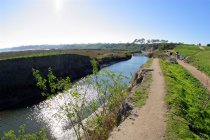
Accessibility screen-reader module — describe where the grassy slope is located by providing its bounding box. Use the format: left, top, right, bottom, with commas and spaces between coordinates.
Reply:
0, 42, 165, 61
0, 49, 131, 63
131, 59, 153, 107
160, 60, 210, 139
174, 45, 201, 56
0, 43, 144, 52
174, 45, 210, 76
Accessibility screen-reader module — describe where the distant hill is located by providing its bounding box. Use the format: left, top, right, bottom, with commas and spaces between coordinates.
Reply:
0, 43, 149, 53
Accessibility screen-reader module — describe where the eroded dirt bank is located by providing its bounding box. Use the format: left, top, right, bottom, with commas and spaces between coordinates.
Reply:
109, 59, 167, 140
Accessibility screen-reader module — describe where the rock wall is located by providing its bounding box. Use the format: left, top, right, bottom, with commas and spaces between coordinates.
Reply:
98, 54, 132, 68
0, 54, 92, 110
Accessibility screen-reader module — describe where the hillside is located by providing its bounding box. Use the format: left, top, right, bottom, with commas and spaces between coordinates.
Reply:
0, 43, 143, 53
174, 44, 210, 76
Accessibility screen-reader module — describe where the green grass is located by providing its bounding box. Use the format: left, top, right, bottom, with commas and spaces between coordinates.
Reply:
0, 52, 68, 60
0, 49, 131, 65
174, 45, 201, 56
0, 125, 48, 140
95, 52, 131, 63
160, 60, 210, 139
188, 51, 210, 77
132, 59, 153, 107
132, 72, 152, 107
174, 45, 210, 77
142, 58, 153, 68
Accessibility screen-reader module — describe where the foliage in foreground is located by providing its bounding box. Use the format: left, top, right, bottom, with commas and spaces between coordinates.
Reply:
160, 60, 210, 139
31, 59, 128, 140
0, 125, 48, 140
1, 59, 128, 140
32, 67, 71, 97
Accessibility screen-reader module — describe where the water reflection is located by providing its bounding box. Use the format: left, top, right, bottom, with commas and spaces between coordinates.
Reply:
0, 56, 148, 139
33, 77, 99, 139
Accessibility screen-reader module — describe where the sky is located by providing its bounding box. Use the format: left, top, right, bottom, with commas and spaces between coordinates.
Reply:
0, 0, 210, 48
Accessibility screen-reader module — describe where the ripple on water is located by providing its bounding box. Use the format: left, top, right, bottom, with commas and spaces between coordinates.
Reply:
0, 56, 148, 139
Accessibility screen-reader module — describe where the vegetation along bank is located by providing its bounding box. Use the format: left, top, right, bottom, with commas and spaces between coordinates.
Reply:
0, 51, 131, 111
160, 56, 210, 139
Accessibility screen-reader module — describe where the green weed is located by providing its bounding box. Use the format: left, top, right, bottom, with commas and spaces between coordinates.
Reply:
132, 59, 153, 107
1, 125, 48, 140
174, 45, 210, 77
160, 60, 210, 139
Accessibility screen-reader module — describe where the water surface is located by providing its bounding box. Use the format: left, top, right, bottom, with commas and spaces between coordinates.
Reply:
0, 55, 148, 139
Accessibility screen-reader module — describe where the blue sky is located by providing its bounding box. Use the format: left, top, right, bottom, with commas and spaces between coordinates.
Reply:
0, 0, 209, 48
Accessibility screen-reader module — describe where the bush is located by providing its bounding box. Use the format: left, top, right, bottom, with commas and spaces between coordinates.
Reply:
1, 125, 48, 140
159, 43, 176, 50
167, 58, 178, 64
32, 59, 128, 140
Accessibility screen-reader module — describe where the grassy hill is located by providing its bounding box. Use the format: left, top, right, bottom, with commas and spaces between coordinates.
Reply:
0, 49, 131, 62
161, 60, 210, 139
0, 43, 144, 52
174, 45, 210, 76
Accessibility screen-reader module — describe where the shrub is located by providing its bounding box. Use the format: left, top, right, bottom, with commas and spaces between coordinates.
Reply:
1, 125, 48, 140
32, 59, 128, 140
159, 43, 176, 50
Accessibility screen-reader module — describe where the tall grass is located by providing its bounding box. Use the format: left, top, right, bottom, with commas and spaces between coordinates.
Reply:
174, 45, 210, 76
160, 60, 210, 139
0, 125, 48, 140
174, 45, 201, 56
188, 51, 210, 77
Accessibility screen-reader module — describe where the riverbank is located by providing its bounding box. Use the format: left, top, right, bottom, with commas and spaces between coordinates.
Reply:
0, 55, 148, 139
108, 43, 210, 140
0, 51, 131, 111
109, 58, 167, 140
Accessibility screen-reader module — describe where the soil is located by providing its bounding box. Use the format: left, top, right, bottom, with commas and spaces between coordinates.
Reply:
109, 58, 167, 140
178, 60, 210, 91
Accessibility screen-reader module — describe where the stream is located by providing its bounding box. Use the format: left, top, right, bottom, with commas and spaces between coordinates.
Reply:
0, 55, 148, 139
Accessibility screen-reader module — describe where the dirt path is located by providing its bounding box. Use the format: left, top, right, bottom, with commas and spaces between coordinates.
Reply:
199, 46, 205, 50
178, 60, 210, 91
109, 58, 167, 140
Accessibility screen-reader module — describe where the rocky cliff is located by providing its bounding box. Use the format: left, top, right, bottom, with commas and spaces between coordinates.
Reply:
0, 54, 92, 110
